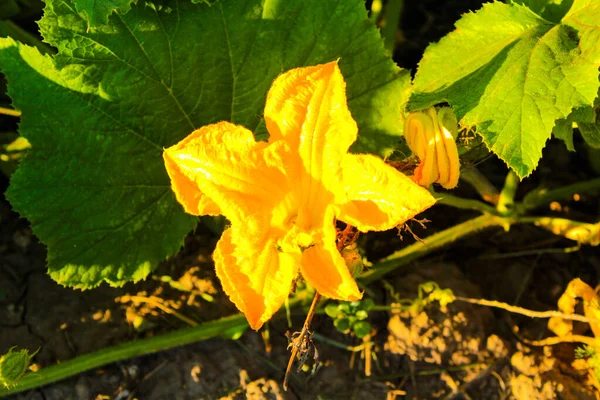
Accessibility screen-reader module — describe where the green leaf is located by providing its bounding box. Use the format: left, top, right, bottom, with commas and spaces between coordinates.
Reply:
325, 303, 341, 319
355, 309, 368, 320
509, 0, 574, 22
352, 321, 371, 338
580, 123, 600, 148
0, 0, 44, 19
334, 317, 351, 333
0, 1, 20, 19
0, 0, 408, 288
553, 105, 598, 149
338, 302, 351, 315
410, 1, 600, 178
361, 298, 375, 311
552, 118, 575, 151
73, 0, 136, 26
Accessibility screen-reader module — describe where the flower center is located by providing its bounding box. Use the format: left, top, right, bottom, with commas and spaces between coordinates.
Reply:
276, 209, 316, 254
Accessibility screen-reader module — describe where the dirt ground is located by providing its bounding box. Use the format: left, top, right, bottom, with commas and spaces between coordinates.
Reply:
2, 135, 600, 399
2, 0, 600, 399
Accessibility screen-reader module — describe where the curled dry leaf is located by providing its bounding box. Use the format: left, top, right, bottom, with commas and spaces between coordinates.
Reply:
534, 218, 600, 247
548, 278, 600, 339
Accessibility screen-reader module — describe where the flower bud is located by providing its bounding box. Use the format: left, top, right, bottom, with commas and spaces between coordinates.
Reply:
404, 107, 460, 189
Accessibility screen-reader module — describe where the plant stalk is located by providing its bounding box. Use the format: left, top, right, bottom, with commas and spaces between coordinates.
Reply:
521, 178, 600, 212
0, 314, 248, 398
360, 214, 510, 285
283, 292, 321, 391
433, 192, 501, 216
380, 0, 404, 53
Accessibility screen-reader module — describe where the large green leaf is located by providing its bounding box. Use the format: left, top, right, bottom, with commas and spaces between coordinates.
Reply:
73, 0, 135, 26
0, 0, 409, 288
409, 1, 600, 178
509, 0, 574, 22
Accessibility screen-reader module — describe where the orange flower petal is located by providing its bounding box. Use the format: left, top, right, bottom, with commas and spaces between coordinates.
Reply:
214, 228, 300, 330
163, 121, 291, 223
405, 108, 439, 187
336, 154, 436, 232
264, 61, 358, 229
435, 108, 460, 189
163, 154, 221, 216
300, 209, 361, 300
404, 107, 460, 189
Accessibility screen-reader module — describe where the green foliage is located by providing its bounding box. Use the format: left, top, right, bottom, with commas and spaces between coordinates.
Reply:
509, 0, 574, 22
0, 135, 30, 176
410, 0, 600, 178
73, 0, 136, 26
0, 0, 410, 288
575, 345, 600, 383
392, 281, 456, 316
0, 0, 43, 19
580, 123, 600, 148
0, 347, 35, 389
325, 298, 374, 338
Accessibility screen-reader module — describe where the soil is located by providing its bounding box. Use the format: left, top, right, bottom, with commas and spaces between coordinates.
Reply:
2, 137, 600, 400
2, 1, 600, 399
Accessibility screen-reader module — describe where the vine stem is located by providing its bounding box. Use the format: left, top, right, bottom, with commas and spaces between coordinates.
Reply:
0, 106, 21, 117
360, 214, 508, 285
282, 291, 321, 391
283, 224, 357, 390
5, 178, 599, 396
361, 176, 600, 285
453, 296, 595, 324
521, 178, 600, 212
0, 314, 248, 398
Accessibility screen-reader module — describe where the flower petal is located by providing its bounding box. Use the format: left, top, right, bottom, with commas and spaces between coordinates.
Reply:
264, 61, 357, 229
404, 107, 460, 189
214, 228, 300, 330
163, 121, 293, 223
435, 108, 460, 189
336, 154, 436, 232
163, 154, 221, 216
404, 108, 439, 187
300, 209, 361, 300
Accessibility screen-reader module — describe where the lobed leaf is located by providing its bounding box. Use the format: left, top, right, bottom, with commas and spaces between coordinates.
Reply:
73, 0, 136, 26
410, 0, 600, 178
0, 0, 409, 288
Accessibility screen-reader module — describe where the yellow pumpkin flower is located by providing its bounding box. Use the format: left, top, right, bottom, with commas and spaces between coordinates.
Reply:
404, 107, 460, 189
163, 61, 435, 330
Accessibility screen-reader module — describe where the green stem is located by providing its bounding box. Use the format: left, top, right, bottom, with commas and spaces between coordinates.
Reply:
1, 21, 55, 54
359, 214, 509, 285
433, 192, 501, 216
0, 314, 248, 398
0, 106, 21, 117
369, 0, 383, 22
360, 210, 599, 285
459, 167, 499, 205
380, 0, 404, 54
521, 178, 600, 212
497, 170, 519, 214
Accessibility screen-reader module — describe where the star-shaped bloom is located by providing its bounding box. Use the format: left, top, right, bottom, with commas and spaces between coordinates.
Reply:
404, 107, 460, 189
163, 61, 435, 330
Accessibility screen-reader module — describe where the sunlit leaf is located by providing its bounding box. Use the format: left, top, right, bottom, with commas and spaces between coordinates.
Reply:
410, 0, 600, 178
